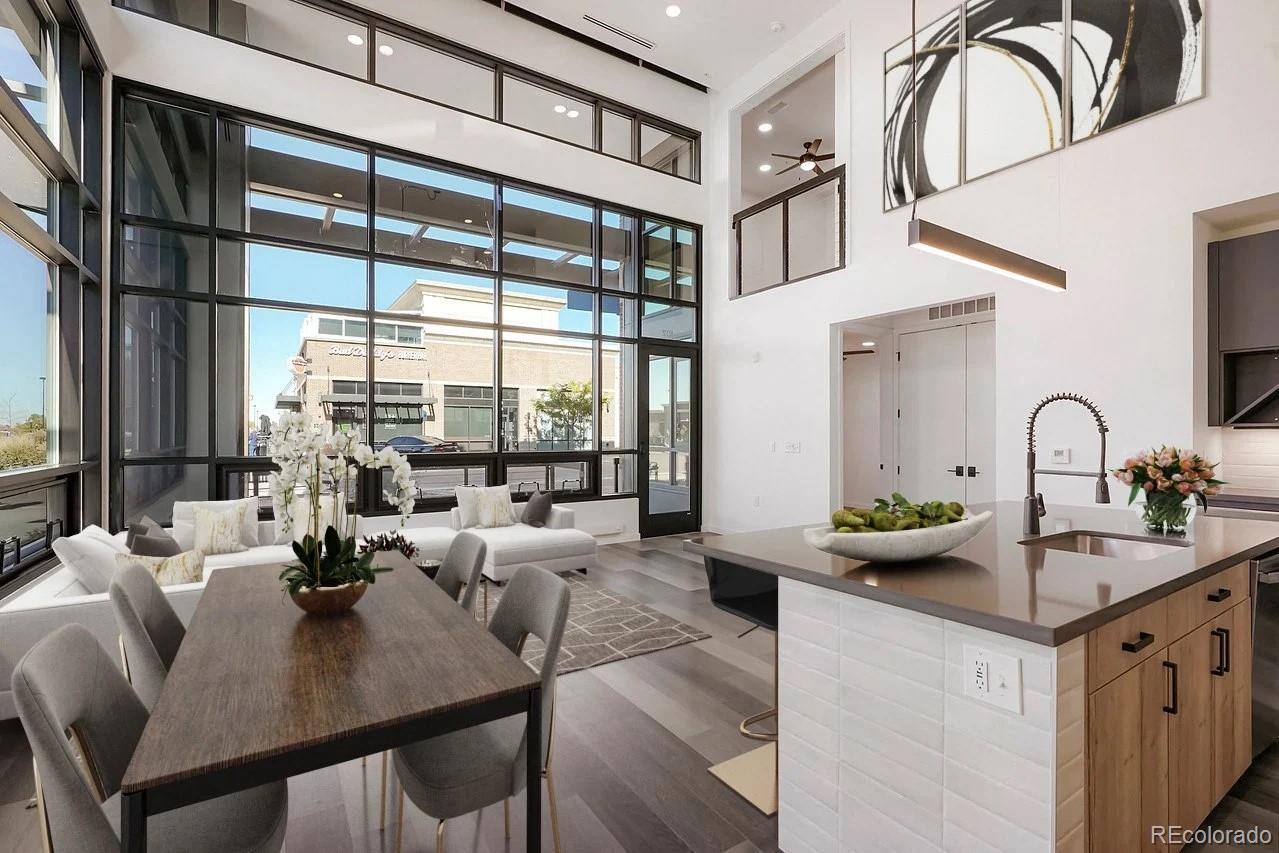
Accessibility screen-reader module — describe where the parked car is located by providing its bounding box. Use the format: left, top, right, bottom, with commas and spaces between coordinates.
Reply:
373, 435, 463, 453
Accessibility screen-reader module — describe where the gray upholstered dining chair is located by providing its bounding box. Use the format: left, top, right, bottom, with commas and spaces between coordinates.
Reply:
109, 562, 186, 711
390, 563, 570, 853
12, 623, 288, 853
433, 530, 487, 615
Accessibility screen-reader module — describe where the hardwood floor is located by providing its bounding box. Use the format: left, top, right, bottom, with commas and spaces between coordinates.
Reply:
0, 534, 781, 853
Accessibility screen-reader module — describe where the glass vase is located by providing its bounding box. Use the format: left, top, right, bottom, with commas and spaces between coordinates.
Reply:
1137, 491, 1196, 535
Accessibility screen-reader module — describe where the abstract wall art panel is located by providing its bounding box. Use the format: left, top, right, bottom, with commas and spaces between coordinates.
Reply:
965, 0, 1066, 180
883, 6, 962, 211
1070, 0, 1204, 142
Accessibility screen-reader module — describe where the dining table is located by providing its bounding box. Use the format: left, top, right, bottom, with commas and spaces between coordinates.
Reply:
118, 550, 541, 851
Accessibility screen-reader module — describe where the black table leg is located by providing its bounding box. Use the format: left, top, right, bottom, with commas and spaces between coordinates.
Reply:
527, 686, 542, 851
121, 790, 146, 852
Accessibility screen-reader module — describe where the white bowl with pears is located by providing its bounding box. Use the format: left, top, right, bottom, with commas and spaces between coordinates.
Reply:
804, 493, 993, 563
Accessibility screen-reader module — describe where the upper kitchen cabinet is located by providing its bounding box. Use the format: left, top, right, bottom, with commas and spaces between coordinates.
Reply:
1208, 229, 1279, 426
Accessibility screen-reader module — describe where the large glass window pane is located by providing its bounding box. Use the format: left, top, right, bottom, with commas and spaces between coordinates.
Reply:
640, 124, 696, 179
601, 209, 635, 292
504, 460, 591, 497
738, 205, 783, 294
117, 0, 210, 29
0, 481, 65, 581
121, 225, 209, 293
601, 453, 635, 496
601, 110, 632, 159
641, 301, 696, 342
646, 354, 691, 513
0, 227, 54, 471
375, 32, 494, 118
384, 463, 487, 503
216, 0, 368, 78
374, 157, 494, 267
501, 332, 593, 451
501, 76, 594, 148
218, 121, 368, 250
501, 281, 593, 334
122, 97, 211, 225
0, 122, 53, 231
122, 462, 207, 525
0, 0, 54, 139
373, 326, 495, 451
375, 261, 494, 324
600, 341, 635, 449
600, 294, 636, 338
216, 303, 370, 455
643, 220, 697, 301
786, 178, 842, 280
217, 240, 366, 309
122, 294, 208, 457
501, 188, 593, 286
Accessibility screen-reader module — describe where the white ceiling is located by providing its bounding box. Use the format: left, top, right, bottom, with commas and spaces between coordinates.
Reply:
508, 0, 844, 89
740, 57, 837, 199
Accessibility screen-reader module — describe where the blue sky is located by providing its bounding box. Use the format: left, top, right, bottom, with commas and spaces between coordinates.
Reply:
0, 229, 50, 426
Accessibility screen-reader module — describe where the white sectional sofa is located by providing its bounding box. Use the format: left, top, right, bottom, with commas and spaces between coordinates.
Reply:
447, 505, 596, 583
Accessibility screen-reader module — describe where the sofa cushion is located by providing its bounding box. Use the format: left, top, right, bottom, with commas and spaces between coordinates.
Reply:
202, 545, 300, 575
522, 490, 553, 528
193, 504, 249, 555
468, 524, 595, 566
130, 532, 182, 558
125, 515, 163, 550
50, 525, 129, 594
116, 550, 205, 587
172, 498, 260, 551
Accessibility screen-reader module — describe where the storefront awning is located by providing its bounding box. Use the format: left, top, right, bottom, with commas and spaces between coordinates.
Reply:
319, 394, 437, 424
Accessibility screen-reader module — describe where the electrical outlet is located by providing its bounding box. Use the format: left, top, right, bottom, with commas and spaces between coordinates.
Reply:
783, 441, 801, 454
963, 645, 1023, 714
752, 496, 760, 507
1051, 447, 1071, 465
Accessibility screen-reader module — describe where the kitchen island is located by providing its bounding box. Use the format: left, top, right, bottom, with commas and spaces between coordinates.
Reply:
685, 502, 1279, 853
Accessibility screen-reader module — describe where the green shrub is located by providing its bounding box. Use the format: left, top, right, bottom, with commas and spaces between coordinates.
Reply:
0, 431, 48, 470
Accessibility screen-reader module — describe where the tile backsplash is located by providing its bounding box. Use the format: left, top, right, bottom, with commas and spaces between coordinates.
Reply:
1219, 429, 1279, 496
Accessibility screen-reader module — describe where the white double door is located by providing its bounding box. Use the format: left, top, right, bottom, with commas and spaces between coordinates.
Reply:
896, 321, 995, 505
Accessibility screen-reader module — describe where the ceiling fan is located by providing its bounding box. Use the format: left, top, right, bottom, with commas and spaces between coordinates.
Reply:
772, 138, 835, 175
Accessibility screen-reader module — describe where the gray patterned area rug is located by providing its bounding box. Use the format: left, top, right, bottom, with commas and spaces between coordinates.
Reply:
481, 572, 710, 675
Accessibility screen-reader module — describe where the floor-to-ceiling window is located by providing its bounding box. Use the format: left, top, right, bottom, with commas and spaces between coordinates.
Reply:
111, 83, 700, 528
0, 0, 105, 592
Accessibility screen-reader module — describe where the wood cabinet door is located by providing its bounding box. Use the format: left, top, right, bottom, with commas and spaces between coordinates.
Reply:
1168, 622, 1216, 835
1090, 651, 1170, 853
1211, 599, 1253, 801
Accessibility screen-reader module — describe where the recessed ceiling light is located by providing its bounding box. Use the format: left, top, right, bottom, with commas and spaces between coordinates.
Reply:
758, 122, 773, 133
666, 4, 681, 17
566, 109, 580, 118
347, 33, 364, 46
861, 341, 876, 347
378, 44, 394, 56
758, 163, 772, 172
554, 104, 567, 114
332, 192, 343, 198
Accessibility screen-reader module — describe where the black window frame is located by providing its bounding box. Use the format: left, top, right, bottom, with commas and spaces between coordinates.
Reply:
110, 79, 699, 524
113, 0, 702, 183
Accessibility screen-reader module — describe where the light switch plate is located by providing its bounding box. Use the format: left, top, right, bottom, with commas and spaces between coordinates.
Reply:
963, 644, 1023, 714
1051, 447, 1071, 464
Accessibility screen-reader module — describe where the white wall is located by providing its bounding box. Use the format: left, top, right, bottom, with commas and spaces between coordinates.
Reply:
703, 0, 1279, 533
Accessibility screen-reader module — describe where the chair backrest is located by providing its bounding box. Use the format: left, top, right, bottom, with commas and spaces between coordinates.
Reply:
434, 531, 487, 613
12, 624, 149, 853
704, 557, 778, 630
109, 562, 187, 710
487, 564, 569, 767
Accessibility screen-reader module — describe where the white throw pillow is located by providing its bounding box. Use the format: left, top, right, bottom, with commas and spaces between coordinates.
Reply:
475, 485, 519, 529
455, 486, 482, 528
193, 504, 248, 555
171, 498, 259, 551
51, 525, 129, 594
116, 550, 205, 587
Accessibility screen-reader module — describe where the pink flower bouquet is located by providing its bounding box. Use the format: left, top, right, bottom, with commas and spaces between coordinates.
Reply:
1111, 447, 1224, 533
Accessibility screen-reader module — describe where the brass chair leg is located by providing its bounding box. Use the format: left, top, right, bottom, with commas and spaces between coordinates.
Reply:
483, 578, 489, 625
118, 635, 130, 682
32, 759, 52, 853
503, 798, 510, 839
546, 768, 563, 853
394, 787, 406, 853
435, 817, 446, 852
739, 707, 778, 742
379, 751, 388, 829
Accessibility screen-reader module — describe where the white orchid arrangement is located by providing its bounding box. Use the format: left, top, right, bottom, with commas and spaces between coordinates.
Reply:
267, 412, 416, 545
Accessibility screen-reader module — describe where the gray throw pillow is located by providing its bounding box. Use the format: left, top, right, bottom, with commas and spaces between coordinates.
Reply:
131, 531, 182, 558
125, 515, 162, 550
522, 490, 553, 528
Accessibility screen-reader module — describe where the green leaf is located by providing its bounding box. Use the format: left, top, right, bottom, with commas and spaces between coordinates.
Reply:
1128, 483, 1142, 506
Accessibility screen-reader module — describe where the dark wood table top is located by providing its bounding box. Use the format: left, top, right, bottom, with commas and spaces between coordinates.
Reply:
122, 552, 538, 793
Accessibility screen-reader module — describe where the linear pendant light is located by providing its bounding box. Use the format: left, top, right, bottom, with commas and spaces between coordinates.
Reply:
903, 0, 1066, 291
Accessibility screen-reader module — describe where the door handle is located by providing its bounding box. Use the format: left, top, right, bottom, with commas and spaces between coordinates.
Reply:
1121, 631, 1155, 653
1211, 627, 1230, 676
949, 465, 963, 477
966, 466, 979, 477
1206, 587, 1231, 603
1163, 660, 1178, 714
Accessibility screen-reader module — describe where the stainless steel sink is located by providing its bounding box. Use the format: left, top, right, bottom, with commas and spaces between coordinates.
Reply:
1020, 531, 1191, 560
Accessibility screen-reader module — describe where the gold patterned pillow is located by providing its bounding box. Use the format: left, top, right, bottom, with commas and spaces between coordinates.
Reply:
115, 550, 205, 587
193, 504, 248, 555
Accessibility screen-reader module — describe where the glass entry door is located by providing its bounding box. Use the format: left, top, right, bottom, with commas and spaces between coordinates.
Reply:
639, 345, 698, 537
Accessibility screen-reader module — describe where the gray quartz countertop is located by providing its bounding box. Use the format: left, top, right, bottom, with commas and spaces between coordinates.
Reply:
683, 501, 1279, 646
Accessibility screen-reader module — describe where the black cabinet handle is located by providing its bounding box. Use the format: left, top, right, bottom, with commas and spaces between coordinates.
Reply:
1211, 627, 1230, 676
1207, 587, 1232, 603
1122, 631, 1155, 653
1163, 660, 1178, 715
950, 465, 964, 476
967, 466, 979, 477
